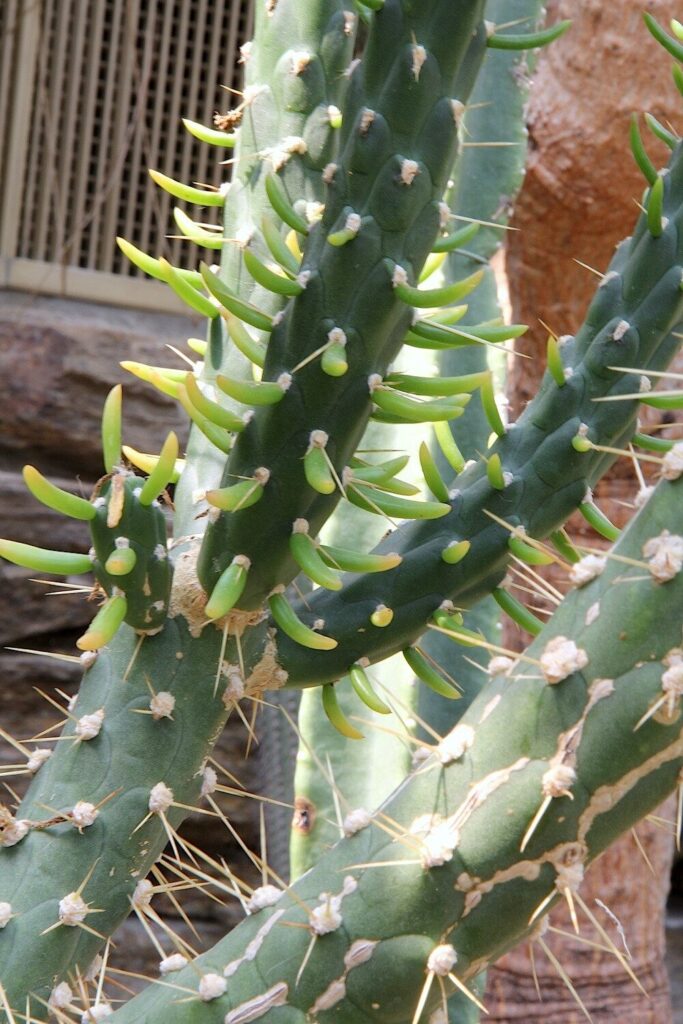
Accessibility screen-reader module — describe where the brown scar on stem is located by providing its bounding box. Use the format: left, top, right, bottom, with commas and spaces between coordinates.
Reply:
577, 726, 683, 844
291, 796, 316, 835
167, 544, 266, 639
545, 676, 615, 779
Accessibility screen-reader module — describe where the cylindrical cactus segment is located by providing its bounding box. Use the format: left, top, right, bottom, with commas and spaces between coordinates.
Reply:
88, 472, 172, 634
267, 127, 683, 685
196, 0, 490, 610
0, 615, 236, 1015
108, 476, 683, 1024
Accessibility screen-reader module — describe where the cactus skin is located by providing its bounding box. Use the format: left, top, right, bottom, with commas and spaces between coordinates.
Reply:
0, 0, 356, 1012
0, 618, 232, 1008
108, 475, 683, 1023
289, 0, 546, 901
196, 0, 489, 608
1, 6, 683, 1019
264, 128, 683, 683
171, 0, 357, 536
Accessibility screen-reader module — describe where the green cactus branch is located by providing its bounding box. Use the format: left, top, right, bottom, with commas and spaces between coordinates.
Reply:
106, 473, 683, 1024
0, 4, 682, 1020
262, 130, 683, 683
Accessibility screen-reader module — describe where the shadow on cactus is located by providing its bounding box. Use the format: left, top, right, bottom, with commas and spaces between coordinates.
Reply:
0, 2, 682, 1022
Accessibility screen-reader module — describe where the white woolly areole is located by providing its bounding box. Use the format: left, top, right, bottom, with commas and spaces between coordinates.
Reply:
309, 877, 357, 935
148, 781, 174, 814
305, 200, 325, 223
133, 879, 154, 910
429, 1009, 449, 1024
643, 530, 683, 582
612, 319, 630, 341
540, 636, 589, 684
27, 747, 52, 773
223, 672, 245, 705
662, 442, 683, 481
59, 892, 90, 926
359, 108, 375, 134
427, 944, 457, 976
437, 724, 474, 765
569, 554, 607, 587
267, 135, 307, 171
80, 650, 98, 669
451, 99, 465, 125
323, 162, 338, 184
49, 982, 74, 1009
0, 902, 12, 928
71, 801, 98, 829
343, 808, 372, 836
159, 953, 188, 975
309, 429, 328, 448
542, 764, 576, 798
555, 858, 584, 894
0, 818, 29, 847
199, 973, 228, 1001
290, 50, 311, 75
82, 1004, 113, 1022
639, 375, 652, 393
392, 264, 408, 287
310, 897, 343, 935
246, 885, 284, 912
150, 691, 175, 720
412, 814, 459, 868
345, 212, 361, 233
411, 43, 427, 80
662, 662, 683, 701
367, 373, 383, 393
400, 159, 420, 185
635, 485, 655, 509
438, 201, 450, 229
328, 326, 347, 347
488, 655, 514, 676
76, 708, 105, 741
201, 765, 218, 797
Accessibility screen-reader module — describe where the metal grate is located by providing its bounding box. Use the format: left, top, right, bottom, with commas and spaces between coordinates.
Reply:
0, 0, 252, 310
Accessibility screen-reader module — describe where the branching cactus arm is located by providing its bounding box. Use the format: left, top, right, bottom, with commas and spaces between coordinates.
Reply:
109, 473, 683, 1024
0, 5, 681, 1021
269, 119, 683, 682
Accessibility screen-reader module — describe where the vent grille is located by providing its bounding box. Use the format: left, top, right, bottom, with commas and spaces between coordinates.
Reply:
1, 0, 252, 309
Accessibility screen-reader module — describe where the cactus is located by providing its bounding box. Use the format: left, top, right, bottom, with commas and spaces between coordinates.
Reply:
86, 474, 683, 1023
0, 2, 682, 1021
